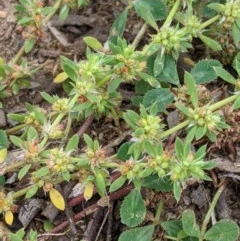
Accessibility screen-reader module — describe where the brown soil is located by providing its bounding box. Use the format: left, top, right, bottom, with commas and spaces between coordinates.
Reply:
0, 1, 240, 241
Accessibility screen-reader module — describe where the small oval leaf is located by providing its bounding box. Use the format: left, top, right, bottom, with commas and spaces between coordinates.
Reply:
83, 37, 103, 51
5, 210, 14, 225
0, 148, 7, 163
84, 181, 94, 201
49, 188, 65, 211
53, 72, 68, 83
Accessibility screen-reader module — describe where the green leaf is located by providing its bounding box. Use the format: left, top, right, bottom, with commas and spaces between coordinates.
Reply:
123, 110, 140, 129
10, 135, 23, 148
25, 185, 39, 198
206, 131, 217, 142
233, 52, 240, 76
62, 171, 71, 182
195, 126, 206, 140
0, 175, 5, 186
120, 189, 146, 227
18, 17, 33, 25
18, 164, 31, 180
204, 220, 239, 241
191, 59, 222, 84
131, 96, 144, 107
66, 134, 79, 152
184, 72, 198, 107
27, 126, 38, 141
24, 37, 35, 53
173, 182, 181, 202
199, 35, 222, 51
0, 130, 7, 149
35, 166, 50, 178
109, 176, 126, 192
134, 2, 159, 31
207, 3, 224, 13
118, 225, 154, 241
10, 228, 25, 241
232, 22, 240, 46
157, 55, 179, 85
109, 8, 128, 39
40, 92, 55, 104
144, 42, 161, 56
83, 37, 103, 51
153, 51, 165, 77
108, 78, 122, 93
7, 113, 25, 123
138, 72, 160, 88
213, 66, 236, 85
29, 230, 38, 240
182, 210, 200, 238
11, 82, 19, 95
95, 171, 106, 197
43, 220, 54, 232
142, 175, 173, 192
135, 79, 153, 95
83, 134, 94, 149
175, 137, 184, 159
134, 0, 167, 21
117, 142, 132, 161
143, 88, 174, 112
194, 145, 207, 161
161, 220, 182, 237
59, 4, 69, 22
176, 103, 192, 118
233, 97, 240, 110
202, 161, 217, 170
60, 55, 78, 81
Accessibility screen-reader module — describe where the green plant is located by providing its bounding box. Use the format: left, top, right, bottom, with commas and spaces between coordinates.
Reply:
0, 0, 239, 240
10, 228, 38, 241
161, 180, 239, 241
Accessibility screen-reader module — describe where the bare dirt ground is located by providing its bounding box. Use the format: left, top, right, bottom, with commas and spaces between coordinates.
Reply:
1, 1, 240, 241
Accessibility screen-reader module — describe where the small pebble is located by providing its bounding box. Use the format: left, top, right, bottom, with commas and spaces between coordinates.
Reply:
0, 11, 7, 18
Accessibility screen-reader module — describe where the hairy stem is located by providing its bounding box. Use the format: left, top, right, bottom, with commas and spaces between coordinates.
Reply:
162, 0, 181, 27
199, 179, 228, 240
199, 15, 221, 30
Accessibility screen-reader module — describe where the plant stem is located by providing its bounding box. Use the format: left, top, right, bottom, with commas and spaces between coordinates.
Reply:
199, 15, 221, 30
199, 179, 228, 240
162, 0, 181, 27
159, 120, 190, 140
6, 123, 27, 134
51, 112, 65, 128
209, 94, 238, 112
12, 184, 36, 199
12, 46, 25, 65
3, 159, 27, 174
153, 199, 164, 226
132, 23, 149, 49
43, 0, 63, 24
158, 94, 237, 140
65, 114, 72, 138
12, 0, 63, 65
40, 135, 49, 148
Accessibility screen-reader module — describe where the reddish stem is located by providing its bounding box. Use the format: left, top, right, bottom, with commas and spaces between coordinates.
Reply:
47, 184, 134, 235
77, 114, 95, 137
68, 172, 121, 207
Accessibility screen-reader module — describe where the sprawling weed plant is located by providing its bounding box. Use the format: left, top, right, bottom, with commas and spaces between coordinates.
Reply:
0, 0, 240, 240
